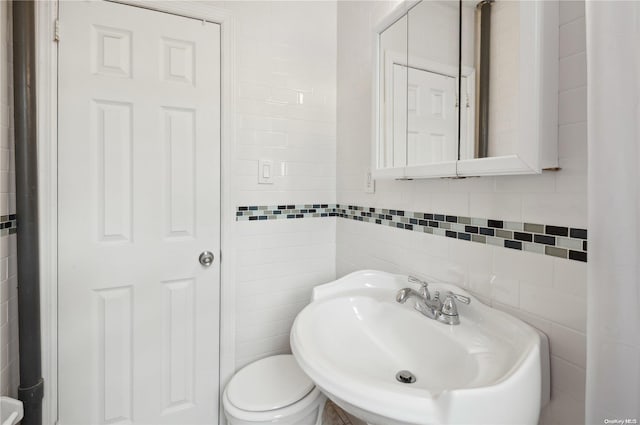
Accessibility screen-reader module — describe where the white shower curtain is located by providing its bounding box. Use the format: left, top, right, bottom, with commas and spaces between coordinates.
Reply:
585, 1, 640, 424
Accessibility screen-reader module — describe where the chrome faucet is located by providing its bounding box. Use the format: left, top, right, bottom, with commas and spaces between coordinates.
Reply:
396, 276, 471, 325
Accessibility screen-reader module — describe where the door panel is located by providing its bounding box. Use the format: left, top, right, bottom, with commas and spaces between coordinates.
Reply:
58, 2, 221, 424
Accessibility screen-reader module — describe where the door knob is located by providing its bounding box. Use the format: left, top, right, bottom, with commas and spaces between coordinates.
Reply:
199, 251, 214, 267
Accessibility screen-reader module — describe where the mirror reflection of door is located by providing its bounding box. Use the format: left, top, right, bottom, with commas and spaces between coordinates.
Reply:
407, 0, 461, 167
377, 0, 463, 170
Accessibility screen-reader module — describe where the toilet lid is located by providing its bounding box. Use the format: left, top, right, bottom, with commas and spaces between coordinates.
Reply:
227, 355, 315, 412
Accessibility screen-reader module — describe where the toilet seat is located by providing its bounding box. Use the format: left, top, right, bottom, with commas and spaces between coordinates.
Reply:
223, 385, 323, 422
223, 354, 325, 423
226, 355, 315, 411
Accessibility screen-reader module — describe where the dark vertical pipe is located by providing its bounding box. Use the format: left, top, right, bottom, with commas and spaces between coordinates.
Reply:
477, 0, 492, 158
12, 1, 44, 425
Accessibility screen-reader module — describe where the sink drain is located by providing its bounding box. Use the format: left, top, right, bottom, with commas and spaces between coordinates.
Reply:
395, 370, 416, 384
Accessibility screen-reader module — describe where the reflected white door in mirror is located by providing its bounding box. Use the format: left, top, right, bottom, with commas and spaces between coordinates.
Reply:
373, 0, 559, 179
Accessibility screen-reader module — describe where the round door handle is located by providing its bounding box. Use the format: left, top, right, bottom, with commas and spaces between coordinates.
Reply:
199, 251, 214, 267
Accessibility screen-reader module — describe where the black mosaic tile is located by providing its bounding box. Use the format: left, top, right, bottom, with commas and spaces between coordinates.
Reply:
8, 214, 16, 220
583, 241, 587, 251
249, 216, 258, 221
504, 240, 522, 250
514, 232, 533, 242
375, 219, 382, 224
546, 225, 569, 237
424, 213, 433, 220
419, 220, 428, 226
429, 221, 439, 228
239, 206, 248, 211
397, 210, 405, 217
434, 214, 445, 221
446, 215, 457, 223
409, 218, 418, 225
479, 227, 494, 236
249, 206, 258, 211
236, 212, 243, 216
465, 226, 479, 234
570, 228, 588, 239
458, 233, 471, 241
488, 219, 504, 228
534, 234, 556, 245
445, 230, 457, 238
404, 224, 413, 230
569, 250, 587, 262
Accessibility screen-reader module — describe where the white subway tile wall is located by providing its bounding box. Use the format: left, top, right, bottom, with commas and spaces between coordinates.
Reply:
235, 218, 336, 369
224, 1, 337, 369
336, 1, 587, 424
0, 0, 18, 398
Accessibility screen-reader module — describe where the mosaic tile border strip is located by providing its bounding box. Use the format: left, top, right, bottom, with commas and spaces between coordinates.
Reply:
0, 214, 17, 236
236, 204, 337, 221
237, 204, 588, 263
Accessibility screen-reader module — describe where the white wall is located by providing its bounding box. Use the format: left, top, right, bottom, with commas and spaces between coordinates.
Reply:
221, 1, 337, 369
336, 1, 587, 423
0, 0, 18, 398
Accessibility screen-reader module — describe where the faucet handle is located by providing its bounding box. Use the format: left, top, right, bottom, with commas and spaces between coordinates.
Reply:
408, 276, 431, 300
446, 291, 471, 305
441, 291, 471, 316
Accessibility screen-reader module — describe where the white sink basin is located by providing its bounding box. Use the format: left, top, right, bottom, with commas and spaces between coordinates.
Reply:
291, 270, 549, 425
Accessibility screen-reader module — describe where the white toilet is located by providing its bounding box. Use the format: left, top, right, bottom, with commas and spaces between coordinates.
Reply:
223, 354, 326, 425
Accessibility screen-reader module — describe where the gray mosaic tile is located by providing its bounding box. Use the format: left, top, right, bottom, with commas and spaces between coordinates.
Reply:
471, 217, 488, 227
496, 229, 513, 239
451, 223, 466, 232
432, 228, 446, 237
545, 246, 568, 259
556, 237, 583, 251
523, 242, 544, 254
504, 221, 523, 231
458, 216, 471, 225
524, 223, 545, 234
486, 236, 504, 247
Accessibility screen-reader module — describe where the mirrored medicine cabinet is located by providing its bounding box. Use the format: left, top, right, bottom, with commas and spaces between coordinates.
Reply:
373, 0, 559, 179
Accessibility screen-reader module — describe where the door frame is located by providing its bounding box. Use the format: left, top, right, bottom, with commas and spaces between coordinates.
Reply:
35, 1, 237, 424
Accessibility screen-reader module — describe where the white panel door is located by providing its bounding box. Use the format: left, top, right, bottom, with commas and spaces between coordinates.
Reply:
404, 66, 457, 165
58, 2, 221, 424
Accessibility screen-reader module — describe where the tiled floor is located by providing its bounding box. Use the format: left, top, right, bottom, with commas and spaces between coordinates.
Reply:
323, 400, 367, 425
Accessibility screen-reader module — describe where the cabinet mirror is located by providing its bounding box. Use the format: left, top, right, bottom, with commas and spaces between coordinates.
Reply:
373, 0, 559, 179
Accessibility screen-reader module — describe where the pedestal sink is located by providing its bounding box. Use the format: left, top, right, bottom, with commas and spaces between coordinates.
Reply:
290, 270, 549, 425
